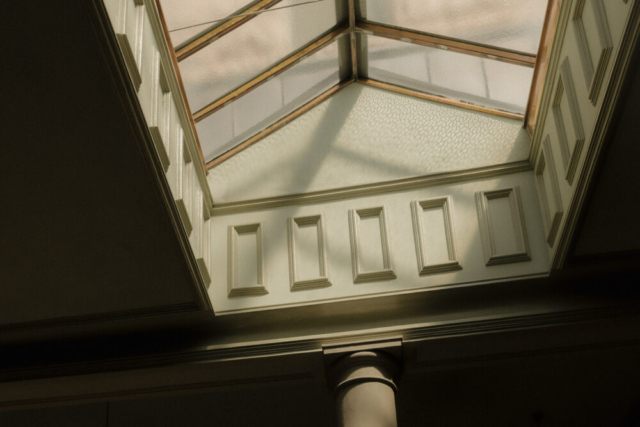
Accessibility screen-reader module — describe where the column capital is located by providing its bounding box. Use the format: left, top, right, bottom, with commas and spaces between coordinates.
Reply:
323, 338, 402, 393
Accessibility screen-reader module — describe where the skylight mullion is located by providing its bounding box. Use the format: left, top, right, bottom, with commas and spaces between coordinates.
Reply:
176, 0, 283, 61
348, 0, 358, 80
356, 22, 537, 69
193, 25, 349, 123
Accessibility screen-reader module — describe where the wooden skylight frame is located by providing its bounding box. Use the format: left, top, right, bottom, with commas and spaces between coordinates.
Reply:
158, 0, 560, 169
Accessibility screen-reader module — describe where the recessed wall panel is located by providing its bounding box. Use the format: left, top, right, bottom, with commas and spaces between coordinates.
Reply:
228, 223, 267, 297
535, 136, 564, 247
573, 0, 613, 104
552, 59, 585, 185
348, 206, 396, 283
288, 215, 330, 290
411, 197, 461, 275
476, 187, 531, 265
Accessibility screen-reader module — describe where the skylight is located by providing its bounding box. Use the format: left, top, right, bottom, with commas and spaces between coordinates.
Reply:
159, 0, 555, 167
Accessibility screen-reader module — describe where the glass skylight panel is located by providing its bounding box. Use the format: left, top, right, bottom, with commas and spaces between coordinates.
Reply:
160, 0, 256, 48
357, 0, 548, 54
180, 0, 341, 114
362, 34, 534, 114
197, 38, 346, 161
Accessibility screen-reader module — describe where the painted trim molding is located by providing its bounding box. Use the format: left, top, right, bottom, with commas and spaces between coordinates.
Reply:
287, 215, 331, 291
211, 161, 532, 215
227, 223, 268, 297
149, 53, 171, 171
348, 206, 396, 283
410, 197, 462, 275
172, 130, 192, 236
475, 186, 531, 266
573, 0, 613, 105
195, 191, 212, 289
535, 136, 564, 247
552, 58, 585, 185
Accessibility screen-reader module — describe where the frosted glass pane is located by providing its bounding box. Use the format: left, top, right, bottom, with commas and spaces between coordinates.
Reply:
197, 39, 343, 161
359, 0, 548, 54
181, 0, 340, 113
160, 0, 254, 48
363, 34, 533, 114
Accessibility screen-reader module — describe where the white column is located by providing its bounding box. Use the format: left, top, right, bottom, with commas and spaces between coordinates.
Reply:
329, 350, 400, 427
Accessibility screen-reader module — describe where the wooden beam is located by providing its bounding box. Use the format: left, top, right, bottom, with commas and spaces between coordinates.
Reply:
359, 78, 524, 121
176, 0, 282, 62
348, 0, 358, 79
155, 0, 206, 168
194, 25, 349, 122
525, 0, 562, 135
207, 80, 353, 169
356, 22, 537, 68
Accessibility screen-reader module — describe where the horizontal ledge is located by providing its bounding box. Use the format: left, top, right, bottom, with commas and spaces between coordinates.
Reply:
211, 161, 533, 215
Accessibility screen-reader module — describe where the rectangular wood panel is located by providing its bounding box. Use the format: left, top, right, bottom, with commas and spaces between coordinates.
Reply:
288, 215, 331, 290
535, 136, 564, 247
227, 223, 267, 297
573, 0, 613, 104
149, 54, 171, 171
552, 58, 585, 185
114, 0, 143, 90
411, 197, 462, 275
348, 206, 396, 283
476, 187, 531, 266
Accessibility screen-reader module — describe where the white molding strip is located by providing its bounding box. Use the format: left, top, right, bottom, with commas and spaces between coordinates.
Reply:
348, 206, 396, 283
535, 136, 565, 247
552, 58, 585, 185
410, 197, 462, 275
476, 187, 532, 266
212, 161, 532, 215
227, 223, 268, 297
287, 215, 331, 291
573, 0, 613, 105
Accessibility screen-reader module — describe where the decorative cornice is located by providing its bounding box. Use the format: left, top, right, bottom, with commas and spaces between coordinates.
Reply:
2, 303, 640, 385
212, 161, 532, 215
